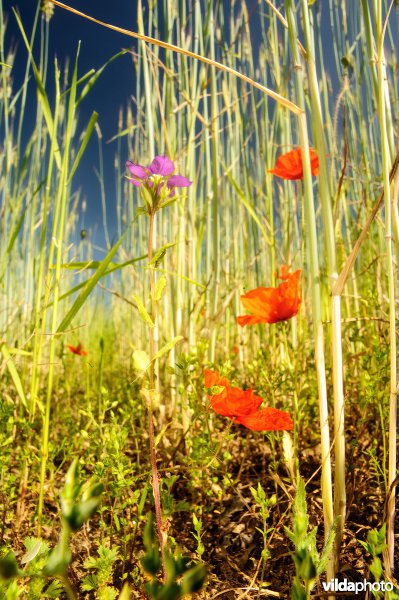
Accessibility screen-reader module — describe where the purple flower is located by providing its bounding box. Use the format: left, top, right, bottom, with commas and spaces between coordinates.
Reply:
126, 155, 191, 197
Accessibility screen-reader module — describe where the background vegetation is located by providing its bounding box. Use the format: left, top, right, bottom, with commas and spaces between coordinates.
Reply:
0, 0, 398, 597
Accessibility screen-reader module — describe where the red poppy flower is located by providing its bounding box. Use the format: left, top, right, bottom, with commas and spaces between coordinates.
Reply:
237, 269, 301, 326
204, 370, 260, 417
236, 407, 293, 431
210, 386, 263, 418
204, 368, 228, 388
204, 371, 292, 432
66, 343, 88, 356
268, 148, 319, 180
274, 264, 291, 281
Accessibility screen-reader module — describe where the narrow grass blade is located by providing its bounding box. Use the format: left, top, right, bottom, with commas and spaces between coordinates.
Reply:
1, 344, 28, 410
68, 111, 98, 182
56, 228, 130, 333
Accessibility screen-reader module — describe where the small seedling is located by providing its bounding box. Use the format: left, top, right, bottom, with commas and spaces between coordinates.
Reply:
141, 513, 206, 599
285, 479, 335, 600
0, 459, 103, 599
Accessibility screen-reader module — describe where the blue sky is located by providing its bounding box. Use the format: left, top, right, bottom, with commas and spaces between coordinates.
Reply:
7, 1, 139, 250
6, 0, 338, 252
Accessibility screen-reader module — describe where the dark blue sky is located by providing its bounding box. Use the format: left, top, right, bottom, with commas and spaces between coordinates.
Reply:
6, 0, 337, 252
7, 1, 140, 250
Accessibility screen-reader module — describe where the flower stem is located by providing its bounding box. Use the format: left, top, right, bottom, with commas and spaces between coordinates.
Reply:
59, 575, 78, 600
147, 211, 166, 575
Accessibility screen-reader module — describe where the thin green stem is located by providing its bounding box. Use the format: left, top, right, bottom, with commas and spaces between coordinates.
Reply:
38, 46, 80, 533
147, 211, 165, 576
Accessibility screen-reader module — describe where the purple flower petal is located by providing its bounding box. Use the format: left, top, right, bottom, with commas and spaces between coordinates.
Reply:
168, 174, 192, 188
149, 155, 175, 176
127, 178, 142, 187
126, 160, 147, 179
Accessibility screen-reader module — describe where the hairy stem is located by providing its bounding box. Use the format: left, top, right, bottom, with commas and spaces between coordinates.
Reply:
147, 211, 165, 576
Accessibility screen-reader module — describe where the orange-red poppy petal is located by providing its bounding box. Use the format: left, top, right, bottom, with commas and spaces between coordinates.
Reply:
236, 314, 264, 326
268, 147, 319, 180
240, 287, 277, 322
236, 407, 293, 431
209, 386, 263, 418
204, 368, 221, 388
237, 270, 301, 326
275, 264, 291, 281
67, 343, 88, 356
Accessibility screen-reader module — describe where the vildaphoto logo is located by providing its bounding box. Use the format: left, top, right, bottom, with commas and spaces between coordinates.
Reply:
322, 579, 394, 594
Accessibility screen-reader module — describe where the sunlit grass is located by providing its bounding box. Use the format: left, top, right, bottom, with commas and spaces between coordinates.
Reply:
0, 0, 398, 597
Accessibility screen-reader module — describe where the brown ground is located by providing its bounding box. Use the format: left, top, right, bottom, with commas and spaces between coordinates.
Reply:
3, 407, 399, 599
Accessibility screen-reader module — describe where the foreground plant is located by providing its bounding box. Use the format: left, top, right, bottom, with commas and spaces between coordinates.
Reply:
285, 479, 335, 600
251, 484, 276, 591
359, 525, 399, 599
0, 460, 103, 599
126, 154, 191, 574
141, 514, 206, 600
204, 369, 293, 431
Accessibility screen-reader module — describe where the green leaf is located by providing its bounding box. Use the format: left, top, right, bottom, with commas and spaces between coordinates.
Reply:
72, 497, 102, 530
108, 124, 138, 144
118, 583, 131, 600
149, 242, 178, 267
44, 580, 64, 598
82, 574, 98, 592
132, 295, 154, 328
1, 344, 28, 410
56, 255, 147, 271
77, 50, 128, 106
294, 550, 316, 581
44, 544, 72, 576
153, 337, 184, 362
68, 111, 98, 182
223, 163, 270, 244
98, 587, 118, 600
0, 204, 28, 283
12, 9, 61, 170
136, 206, 148, 217
56, 226, 130, 333
159, 196, 177, 210
132, 350, 150, 373
140, 185, 153, 208
154, 422, 172, 447
21, 538, 49, 564
141, 550, 161, 578
180, 564, 207, 594
62, 459, 80, 501
154, 275, 167, 301
291, 580, 307, 600
155, 267, 206, 290
0, 553, 22, 580
370, 556, 383, 581
316, 520, 336, 576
